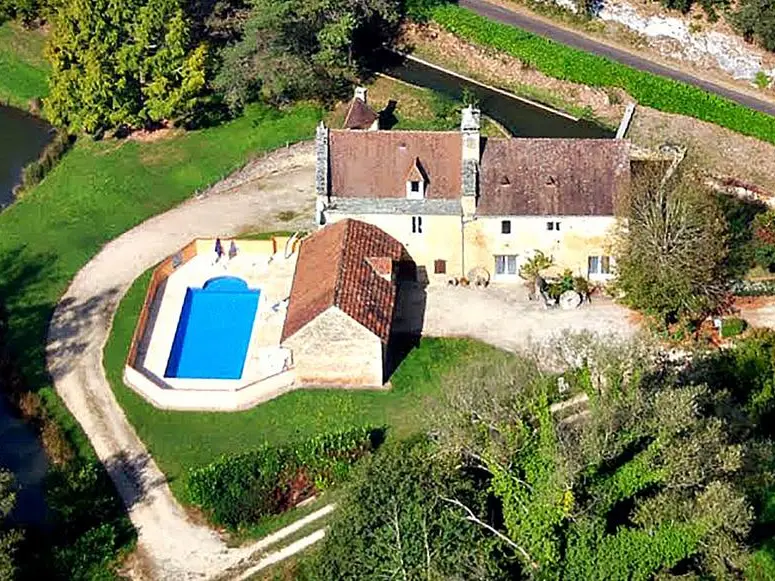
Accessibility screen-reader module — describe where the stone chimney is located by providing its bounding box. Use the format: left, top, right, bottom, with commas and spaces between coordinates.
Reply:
315, 120, 329, 201
354, 86, 368, 103
460, 105, 481, 217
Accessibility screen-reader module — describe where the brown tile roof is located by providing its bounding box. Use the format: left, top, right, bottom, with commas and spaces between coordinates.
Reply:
478, 138, 630, 216
343, 98, 379, 130
328, 130, 462, 199
281, 219, 406, 343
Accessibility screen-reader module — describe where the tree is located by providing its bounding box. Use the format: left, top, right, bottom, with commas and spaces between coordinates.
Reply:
752, 210, 775, 272
44, 0, 209, 133
0, 469, 21, 580
305, 438, 513, 580
733, 0, 775, 53
435, 334, 763, 579
213, 0, 402, 110
614, 165, 729, 328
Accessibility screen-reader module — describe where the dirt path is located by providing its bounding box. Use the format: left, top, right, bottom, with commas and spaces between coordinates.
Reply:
46, 143, 317, 581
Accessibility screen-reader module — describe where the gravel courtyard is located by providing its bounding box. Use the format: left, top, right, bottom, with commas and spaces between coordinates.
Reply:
395, 282, 640, 352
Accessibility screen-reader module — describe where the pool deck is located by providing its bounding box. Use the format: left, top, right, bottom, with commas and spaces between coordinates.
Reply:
126, 241, 301, 410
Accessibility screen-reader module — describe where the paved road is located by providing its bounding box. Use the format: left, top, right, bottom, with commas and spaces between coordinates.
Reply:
460, 0, 775, 118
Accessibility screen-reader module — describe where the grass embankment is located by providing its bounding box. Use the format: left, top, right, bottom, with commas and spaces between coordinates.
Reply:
0, 102, 321, 576
105, 268, 506, 501
428, 3, 775, 145
0, 22, 48, 109
326, 74, 506, 135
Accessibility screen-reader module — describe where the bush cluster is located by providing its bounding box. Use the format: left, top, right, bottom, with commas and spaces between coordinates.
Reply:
186, 427, 381, 528
19, 131, 72, 192
429, 4, 775, 146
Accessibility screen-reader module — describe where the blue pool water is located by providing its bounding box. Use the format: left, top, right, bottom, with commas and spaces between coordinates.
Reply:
164, 276, 261, 379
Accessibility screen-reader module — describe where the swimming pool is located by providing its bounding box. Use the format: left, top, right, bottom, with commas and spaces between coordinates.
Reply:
165, 276, 260, 379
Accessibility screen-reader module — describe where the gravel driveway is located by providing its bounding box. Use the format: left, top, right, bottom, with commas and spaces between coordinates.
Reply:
46, 143, 317, 581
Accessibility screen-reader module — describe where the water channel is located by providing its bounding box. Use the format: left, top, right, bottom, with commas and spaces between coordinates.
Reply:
0, 104, 54, 208
383, 53, 613, 139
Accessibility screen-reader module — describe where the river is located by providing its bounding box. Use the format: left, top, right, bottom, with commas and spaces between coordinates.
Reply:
0, 105, 51, 528
0, 105, 54, 208
383, 54, 613, 138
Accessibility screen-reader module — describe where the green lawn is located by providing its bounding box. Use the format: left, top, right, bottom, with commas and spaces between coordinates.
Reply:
105, 268, 507, 500
0, 21, 48, 109
0, 102, 320, 576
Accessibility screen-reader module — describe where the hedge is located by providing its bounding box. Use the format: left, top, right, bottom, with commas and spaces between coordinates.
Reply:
186, 426, 382, 528
429, 4, 775, 145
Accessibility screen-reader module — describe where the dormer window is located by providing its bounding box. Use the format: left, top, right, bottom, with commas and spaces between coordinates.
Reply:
405, 157, 427, 199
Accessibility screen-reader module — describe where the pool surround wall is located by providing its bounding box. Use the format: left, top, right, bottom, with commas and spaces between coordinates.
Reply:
126, 237, 287, 371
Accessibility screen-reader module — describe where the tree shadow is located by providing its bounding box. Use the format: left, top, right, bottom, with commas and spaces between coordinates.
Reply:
715, 193, 767, 279
46, 286, 122, 382
104, 450, 169, 511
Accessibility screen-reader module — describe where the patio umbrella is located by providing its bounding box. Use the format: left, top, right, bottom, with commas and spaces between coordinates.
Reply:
214, 238, 223, 258
229, 240, 238, 259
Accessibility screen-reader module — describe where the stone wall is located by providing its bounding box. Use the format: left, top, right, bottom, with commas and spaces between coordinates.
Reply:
284, 307, 385, 386
464, 215, 618, 280
324, 211, 616, 282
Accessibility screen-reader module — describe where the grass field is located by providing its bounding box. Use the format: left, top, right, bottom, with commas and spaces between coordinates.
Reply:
0, 21, 48, 109
104, 266, 507, 500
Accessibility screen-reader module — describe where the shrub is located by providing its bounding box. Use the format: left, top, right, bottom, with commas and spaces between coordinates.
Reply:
19, 131, 73, 193
186, 426, 382, 528
519, 250, 554, 280
429, 4, 775, 145
721, 317, 747, 338
753, 210, 775, 271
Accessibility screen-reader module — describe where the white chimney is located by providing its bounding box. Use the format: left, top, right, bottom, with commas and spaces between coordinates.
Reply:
354, 86, 368, 103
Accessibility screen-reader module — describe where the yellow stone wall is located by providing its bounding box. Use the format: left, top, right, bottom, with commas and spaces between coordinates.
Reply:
325, 212, 617, 281
326, 213, 464, 281
464, 215, 618, 279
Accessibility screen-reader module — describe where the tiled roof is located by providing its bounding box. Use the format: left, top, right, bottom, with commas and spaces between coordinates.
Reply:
328, 130, 462, 199
281, 220, 405, 343
343, 98, 379, 130
478, 138, 630, 216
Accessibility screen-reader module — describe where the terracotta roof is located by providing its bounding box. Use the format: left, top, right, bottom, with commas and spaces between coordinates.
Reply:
281, 220, 405, 343
343, 98, 379, 130
328, 130, 462, 199
405, 158, 427, 183
478, 138, 630, 216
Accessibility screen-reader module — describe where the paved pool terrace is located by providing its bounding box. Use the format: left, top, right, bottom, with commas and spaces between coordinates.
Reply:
124, 237, 301, 410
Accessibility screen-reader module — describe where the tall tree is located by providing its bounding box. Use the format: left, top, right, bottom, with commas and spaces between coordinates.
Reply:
306, 438, 512, 580
614, 164, 729, 327
214, 0, 402, 110
435, 335, 761, 579
733, 0, 775, 53
45, 0, 209, 133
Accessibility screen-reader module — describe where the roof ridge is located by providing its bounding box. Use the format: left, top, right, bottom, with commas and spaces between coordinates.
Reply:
332, 219, 352, 307
329, 128, 461, 136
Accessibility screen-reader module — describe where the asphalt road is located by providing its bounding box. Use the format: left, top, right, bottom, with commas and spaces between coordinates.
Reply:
459, 0, 775, 118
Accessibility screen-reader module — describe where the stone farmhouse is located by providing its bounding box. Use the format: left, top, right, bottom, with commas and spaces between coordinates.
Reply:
314, 89, 632, 284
